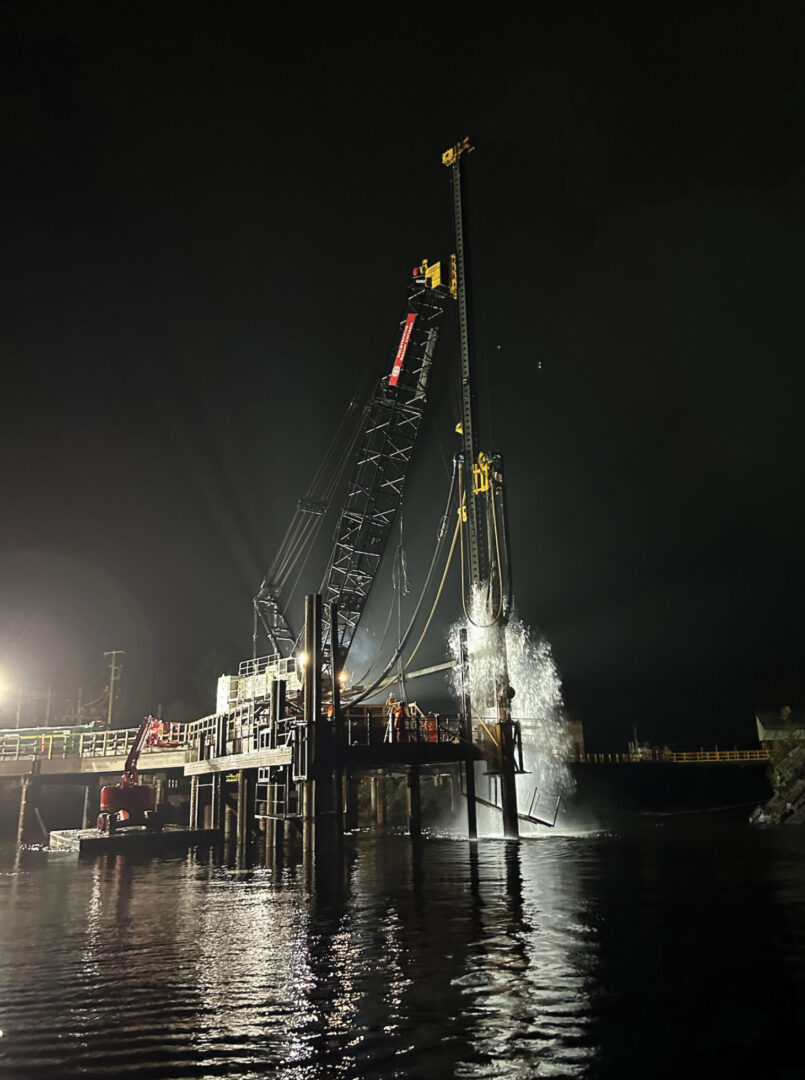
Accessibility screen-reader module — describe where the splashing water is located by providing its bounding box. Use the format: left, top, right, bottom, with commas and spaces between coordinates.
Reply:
505, 614, 574, 802
449, 587, 574, 831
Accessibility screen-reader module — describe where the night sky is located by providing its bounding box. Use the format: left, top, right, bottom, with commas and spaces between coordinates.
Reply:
1, 9, 803, 749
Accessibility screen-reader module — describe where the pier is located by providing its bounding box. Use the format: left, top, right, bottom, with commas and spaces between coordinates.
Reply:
0, 636, 770, 847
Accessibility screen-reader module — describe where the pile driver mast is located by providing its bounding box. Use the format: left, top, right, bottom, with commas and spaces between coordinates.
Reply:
443, 138, 489, 586
442, 137, 520, 838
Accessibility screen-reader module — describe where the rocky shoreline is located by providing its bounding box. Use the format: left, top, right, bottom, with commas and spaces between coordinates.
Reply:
750, 745, 805, 825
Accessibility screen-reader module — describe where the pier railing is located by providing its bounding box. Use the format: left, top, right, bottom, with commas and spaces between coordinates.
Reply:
0, 720, 771, 768
574, 748, 770, 764
345, 709, 464, 746
0, 724, 188, 762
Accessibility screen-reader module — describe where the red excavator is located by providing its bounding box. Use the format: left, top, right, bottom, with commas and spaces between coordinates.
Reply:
97, 715, 164, 834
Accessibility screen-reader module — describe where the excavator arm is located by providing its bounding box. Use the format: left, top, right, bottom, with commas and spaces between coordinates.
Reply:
122, 715, 158, 787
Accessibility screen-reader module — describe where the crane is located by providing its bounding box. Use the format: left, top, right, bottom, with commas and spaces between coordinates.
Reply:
252, 260, 454, 673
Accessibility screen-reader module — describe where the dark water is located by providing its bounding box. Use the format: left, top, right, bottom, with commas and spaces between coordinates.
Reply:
0, 817, 803, 1079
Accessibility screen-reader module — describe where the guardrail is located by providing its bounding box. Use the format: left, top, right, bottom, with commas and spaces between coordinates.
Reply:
575, 748, 770, 764
0, 724, 188, 762
1, 721, 770, 768
666, 749, 770, 763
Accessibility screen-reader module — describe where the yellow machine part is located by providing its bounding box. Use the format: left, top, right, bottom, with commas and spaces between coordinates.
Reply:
472, 452, 490, 494
441, 136, 474, 167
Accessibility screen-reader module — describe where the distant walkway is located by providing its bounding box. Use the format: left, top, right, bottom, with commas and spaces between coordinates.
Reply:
575, 749, 770, 765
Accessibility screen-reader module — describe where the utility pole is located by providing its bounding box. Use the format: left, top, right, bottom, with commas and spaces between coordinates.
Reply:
104, 651, 125, 729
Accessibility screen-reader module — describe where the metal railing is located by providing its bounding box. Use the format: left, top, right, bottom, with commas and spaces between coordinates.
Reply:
346, 709, 464, 747
666, 748, 770, 763
1, 718, 769, 769
0, 724, 188, 762
574, 748, 770, 764
238, 655, 299, 679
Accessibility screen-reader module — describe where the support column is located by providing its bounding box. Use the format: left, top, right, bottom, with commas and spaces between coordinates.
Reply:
375, 773, 386, 829
497, 669, 520, 838
459, 628, 478, 840
301, 779, 315, 858
330, 602, 344, 841
407, 766, 421, 840
488, 623, 519, 840
16, 778, 29, 845
264, 815, 276, 858
224, 790, 236, 842
82, 780, 98, 830
210, 773, 224, 834
344, 771, 360, 831
302, 594, 323, 854
497, 713, 519, 840
189, 776, 199, 828
236, 770, 248, 848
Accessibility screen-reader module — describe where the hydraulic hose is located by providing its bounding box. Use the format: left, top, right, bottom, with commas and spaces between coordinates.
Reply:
348, 459, 458, 706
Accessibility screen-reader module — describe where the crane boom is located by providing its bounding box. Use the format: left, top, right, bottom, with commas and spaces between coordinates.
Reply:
322, 264, 452, 669
252, 266, 451, 666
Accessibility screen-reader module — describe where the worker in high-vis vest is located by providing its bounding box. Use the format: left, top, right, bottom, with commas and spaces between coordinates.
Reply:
393, 701, 408, 743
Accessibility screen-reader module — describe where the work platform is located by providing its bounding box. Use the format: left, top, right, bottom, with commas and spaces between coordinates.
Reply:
49, 825, 218, 854
1, 697, 765, 850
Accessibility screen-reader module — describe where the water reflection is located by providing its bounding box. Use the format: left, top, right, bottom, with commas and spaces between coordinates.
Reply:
451, 840, 597, 1078
144, 835, 601, 1078
7, 821, 799, 1078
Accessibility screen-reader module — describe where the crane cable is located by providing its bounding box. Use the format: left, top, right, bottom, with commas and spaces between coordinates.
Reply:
349, 510, 460, 704
273, 403, 366, 590
283, 414, 365, 603
399, 506, 461, 671
349, 582, 398, 687
394, 512, 409, 701
348, 461, 459, 706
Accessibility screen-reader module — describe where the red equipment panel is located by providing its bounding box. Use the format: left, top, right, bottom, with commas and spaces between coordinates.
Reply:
389, 313, 417, 387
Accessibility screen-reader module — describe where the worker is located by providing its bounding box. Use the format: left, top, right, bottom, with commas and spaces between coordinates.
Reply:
384, 694, 397, 742
425, 712, 438, 743
393, 701, 408, 743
